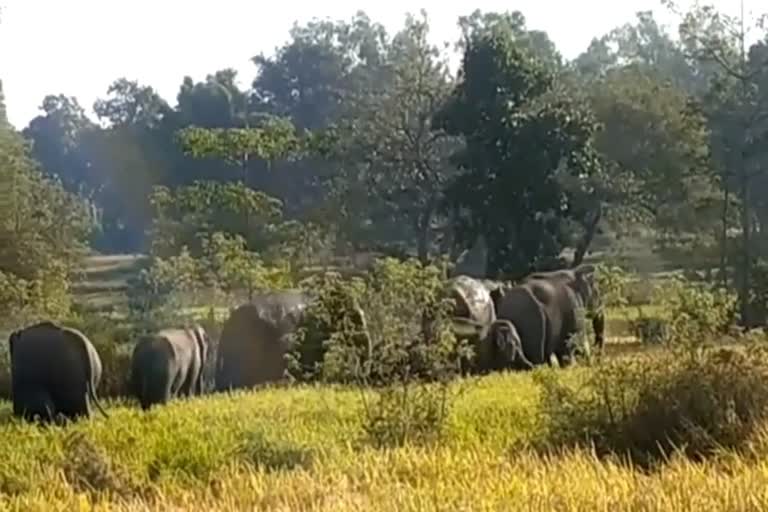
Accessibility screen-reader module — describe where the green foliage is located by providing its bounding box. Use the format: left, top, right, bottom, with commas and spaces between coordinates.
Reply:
289, 257, 466, 447
148, 180, 284, 258
126, 247, 202, 326
654, 278, 738, 346
0, 117, 92, 327
586, 66, 719, 235
594, 264, 631, 309
436, 29, 603, 278
176, 116, 303, 163
536, 346, 768, 467
198, 231, 294, 297
128, 233, 293, 326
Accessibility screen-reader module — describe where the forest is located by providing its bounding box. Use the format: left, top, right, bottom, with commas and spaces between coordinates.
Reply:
2, 2, 768, 509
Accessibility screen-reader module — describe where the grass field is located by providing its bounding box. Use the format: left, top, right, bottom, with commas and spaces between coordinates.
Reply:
1, 365, 768, 510
1, 252, 755, 509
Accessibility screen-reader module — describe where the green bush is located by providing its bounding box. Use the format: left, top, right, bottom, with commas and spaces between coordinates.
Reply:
629, 314, 669, 345
288, 257, 467, 448
655, 278, 737, 346
595, 264, 631, 309
535, 345, 768, 467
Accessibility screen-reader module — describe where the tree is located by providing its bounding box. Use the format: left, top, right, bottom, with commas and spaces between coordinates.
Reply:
573, 11, 704, 93
665, 0, 768, 325
176, 69, 249, 129
93, 78, 171, 129
22, 95, 97, 195
0, 102, 93, 322
248, 13, 391, 225
457, 9, 563, 71
435, 30, 603, 278
327, 11, 459, 262
586, 66, 720, 239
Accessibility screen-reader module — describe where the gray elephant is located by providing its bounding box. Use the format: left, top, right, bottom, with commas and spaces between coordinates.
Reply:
526, 264, 605, 355
8, 321, 109, 423
490, 264, 600, 369
129, 325, 210, 410
446, 275, 499, 373
490, 284, 550, 367
215, 291, 310, 391
486, 319, 534, 371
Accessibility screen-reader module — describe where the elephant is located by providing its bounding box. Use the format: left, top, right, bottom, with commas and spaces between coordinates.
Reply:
446, 275, 499, 373
215, 291, 310, 391
129, 325, 210, 410
486, 319, 534, 371
490, 284, 550, 367
525, 264, 605, 354
8, 321, 109, 423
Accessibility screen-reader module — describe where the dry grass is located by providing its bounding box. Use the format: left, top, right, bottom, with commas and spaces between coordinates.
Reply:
0, 358, 765, 510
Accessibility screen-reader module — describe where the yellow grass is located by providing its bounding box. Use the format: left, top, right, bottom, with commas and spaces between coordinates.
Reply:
0, 365, 765, 510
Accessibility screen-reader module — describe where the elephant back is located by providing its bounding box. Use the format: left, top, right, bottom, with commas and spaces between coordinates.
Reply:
216, 291, 310, 391
526, 264, 600, 315
10, 321, 96, 390
448, 275, 496, 325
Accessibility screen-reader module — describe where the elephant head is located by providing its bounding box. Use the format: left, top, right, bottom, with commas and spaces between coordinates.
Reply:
487, 319, 534, 370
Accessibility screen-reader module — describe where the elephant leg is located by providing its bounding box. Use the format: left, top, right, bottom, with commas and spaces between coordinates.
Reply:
15, 389, 56, 424
53, 387, 89, 422
553, 334, 577, 368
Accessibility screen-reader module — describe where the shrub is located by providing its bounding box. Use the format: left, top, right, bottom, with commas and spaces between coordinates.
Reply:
594, 263, 631, 309
535, 345, 768, 467
654, 278, 738, 347
288, 257, 467, 448
629, 314, 669, 345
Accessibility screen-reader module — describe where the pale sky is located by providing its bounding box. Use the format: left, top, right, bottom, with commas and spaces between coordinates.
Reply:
0, 0, 759, 129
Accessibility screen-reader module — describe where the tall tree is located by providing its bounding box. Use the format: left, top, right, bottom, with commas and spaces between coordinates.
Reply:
22, 95, 97, 195
666, 0, 768, 325
93, 78, 171, 129
457, 9, 563, 71
435, 29, 603, 278
586, 66, 719, 239
326, 11, 459, 262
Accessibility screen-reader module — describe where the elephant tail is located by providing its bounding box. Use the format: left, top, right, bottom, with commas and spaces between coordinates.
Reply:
87, 382, 110, 419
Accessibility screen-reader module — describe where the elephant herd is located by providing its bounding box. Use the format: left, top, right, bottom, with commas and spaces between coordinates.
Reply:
4, 264, 602, 424
449, 263, 604, 374
7, 321, 214, 422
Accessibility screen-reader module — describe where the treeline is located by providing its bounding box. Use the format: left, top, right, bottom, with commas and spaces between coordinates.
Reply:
2, 5, 768, 325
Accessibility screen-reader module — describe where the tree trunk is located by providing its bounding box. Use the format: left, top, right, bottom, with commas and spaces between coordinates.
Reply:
720, 185, 729, 289
572, 204, 602, 268
416, 204, 436, 265
739, 154, 752, 327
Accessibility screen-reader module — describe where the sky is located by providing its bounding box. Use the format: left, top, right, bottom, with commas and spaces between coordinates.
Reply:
0, 0, 760, 129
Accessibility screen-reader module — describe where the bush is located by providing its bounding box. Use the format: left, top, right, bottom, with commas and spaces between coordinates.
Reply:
288, 257, 467, 448
535, 345, 768, 467
594, 264, 631, 309
290, 257, 464, 386
629, 314, 669, 345
654, 278, 737, 347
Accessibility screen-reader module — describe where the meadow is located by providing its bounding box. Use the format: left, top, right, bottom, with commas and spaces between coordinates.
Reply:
0, 255, 764, 510
2, 353, 768, 510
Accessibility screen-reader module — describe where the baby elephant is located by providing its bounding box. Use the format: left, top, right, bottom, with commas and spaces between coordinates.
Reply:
487, 319, 534, 371
130, 325, 210, 410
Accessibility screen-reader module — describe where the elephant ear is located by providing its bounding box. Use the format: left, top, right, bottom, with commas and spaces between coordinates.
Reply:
8, 330, 20, 356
